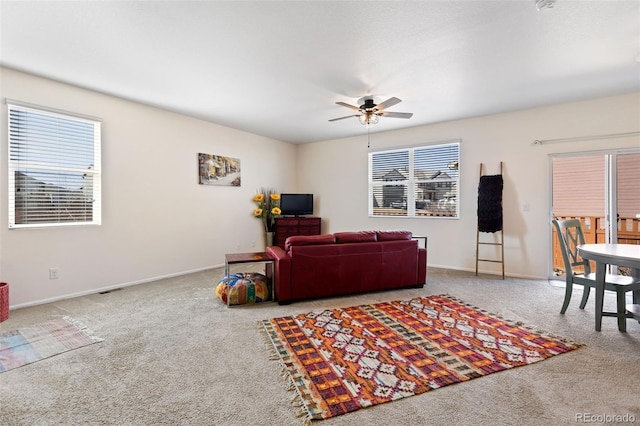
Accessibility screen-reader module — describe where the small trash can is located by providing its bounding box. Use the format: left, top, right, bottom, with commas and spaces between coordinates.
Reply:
0, 282, 8, 322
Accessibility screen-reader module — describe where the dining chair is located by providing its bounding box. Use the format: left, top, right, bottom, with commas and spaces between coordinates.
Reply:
627, 303, 640, 322
552, 219, 640, 328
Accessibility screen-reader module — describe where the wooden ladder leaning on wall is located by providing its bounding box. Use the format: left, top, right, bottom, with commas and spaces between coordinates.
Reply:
475, 162, 505, 279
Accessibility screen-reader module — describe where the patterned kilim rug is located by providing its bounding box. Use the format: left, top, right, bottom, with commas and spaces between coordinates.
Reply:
0, 317, 103, 373
259, 294, 581, 423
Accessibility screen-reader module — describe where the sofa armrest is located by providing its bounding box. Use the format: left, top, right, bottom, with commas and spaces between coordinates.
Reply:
266, 245, 287, 261
266, 246, 292, 303
418, 248, 427, 285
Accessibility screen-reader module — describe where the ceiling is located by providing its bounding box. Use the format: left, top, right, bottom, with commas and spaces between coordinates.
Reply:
1, 1, 639, 144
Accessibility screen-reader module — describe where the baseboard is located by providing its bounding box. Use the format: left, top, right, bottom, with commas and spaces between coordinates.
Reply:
11, 263, 546, 310
427, 263, 546, 280
10, 263, 224, 310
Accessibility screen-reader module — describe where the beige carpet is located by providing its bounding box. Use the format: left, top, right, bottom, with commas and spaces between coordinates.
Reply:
1, 267, 639, 425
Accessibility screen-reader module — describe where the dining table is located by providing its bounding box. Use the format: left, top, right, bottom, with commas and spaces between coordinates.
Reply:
577, 243, 640, 332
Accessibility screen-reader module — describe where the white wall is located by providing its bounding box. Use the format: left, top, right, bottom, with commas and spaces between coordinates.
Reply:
0, 67, 297, 307
2, 67, 638, 307
296, 93, 640, 279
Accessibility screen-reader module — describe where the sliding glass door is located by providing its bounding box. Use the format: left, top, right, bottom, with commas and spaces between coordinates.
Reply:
550, 150, 640, 277
615, 153, 640, 244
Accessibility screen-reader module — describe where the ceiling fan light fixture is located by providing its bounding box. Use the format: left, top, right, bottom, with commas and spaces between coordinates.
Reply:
359, 112, 379, 125
330, 96, 410, 125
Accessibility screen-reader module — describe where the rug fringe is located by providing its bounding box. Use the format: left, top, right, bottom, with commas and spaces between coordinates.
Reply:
291, 393, 304, 406
62, 316, 104, 342
257, 320, 318, 424
285, 374, 296, 391
300, 413, 312, 426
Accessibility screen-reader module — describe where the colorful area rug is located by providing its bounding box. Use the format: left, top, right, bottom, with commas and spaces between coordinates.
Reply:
0, 317, 103, 373
259, 294, 581, 423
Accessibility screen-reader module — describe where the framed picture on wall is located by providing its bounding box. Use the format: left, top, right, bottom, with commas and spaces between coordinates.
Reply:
198, 153, 241, 186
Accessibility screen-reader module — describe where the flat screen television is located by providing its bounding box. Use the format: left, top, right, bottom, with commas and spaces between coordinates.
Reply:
279, 193, 313, 216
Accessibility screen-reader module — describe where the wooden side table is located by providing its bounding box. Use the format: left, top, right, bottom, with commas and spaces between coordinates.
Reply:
224, 252, 275, 307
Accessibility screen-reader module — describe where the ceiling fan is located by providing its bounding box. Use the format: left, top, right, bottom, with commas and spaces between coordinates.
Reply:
329, 96, 413, 125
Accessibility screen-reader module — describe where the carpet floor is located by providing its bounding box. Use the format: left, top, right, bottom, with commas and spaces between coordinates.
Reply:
0, 267, 638, 425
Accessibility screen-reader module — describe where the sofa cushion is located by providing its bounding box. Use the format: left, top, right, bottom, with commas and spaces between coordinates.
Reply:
334, 231, 377, 244
285, 234, 336, 253
377, 240, 418, 286
376, 230, 412, 241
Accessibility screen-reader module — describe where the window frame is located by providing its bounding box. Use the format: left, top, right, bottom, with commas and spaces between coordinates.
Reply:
368, 141, 460, 219
7, 100, 102, 229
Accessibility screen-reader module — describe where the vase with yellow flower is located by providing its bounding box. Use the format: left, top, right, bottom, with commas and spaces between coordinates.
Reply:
252, 188, 281, 247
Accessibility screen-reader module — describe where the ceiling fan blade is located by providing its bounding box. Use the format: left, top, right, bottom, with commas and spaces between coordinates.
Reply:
376, 97, 402, 111
328, 114, 360, 122
335, 101, 361, 111
379, 111, 413, 119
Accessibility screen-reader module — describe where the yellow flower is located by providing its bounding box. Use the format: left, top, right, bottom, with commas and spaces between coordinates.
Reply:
270, 194, 280, 201
253, 208, 263, 217
271, 207, 281, 215
253, 193, 265, 203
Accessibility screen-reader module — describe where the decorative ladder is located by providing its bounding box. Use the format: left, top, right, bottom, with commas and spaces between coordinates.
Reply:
475, 162, 505, 279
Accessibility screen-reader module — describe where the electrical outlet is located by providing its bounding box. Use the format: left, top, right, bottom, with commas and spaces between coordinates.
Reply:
251, 240, 256, 248
236, 244, 241, 251
49, 267, 60, 280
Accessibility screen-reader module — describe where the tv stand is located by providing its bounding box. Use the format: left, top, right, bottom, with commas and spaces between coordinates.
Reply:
274, 217, 321, 249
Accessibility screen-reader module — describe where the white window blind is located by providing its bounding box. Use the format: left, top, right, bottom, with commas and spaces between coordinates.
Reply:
369, 141, 460, 218
552, 155, 605, 218
8, 102, 102, 228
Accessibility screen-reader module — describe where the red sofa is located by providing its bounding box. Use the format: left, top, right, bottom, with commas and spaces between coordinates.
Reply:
265, 230, 427, 304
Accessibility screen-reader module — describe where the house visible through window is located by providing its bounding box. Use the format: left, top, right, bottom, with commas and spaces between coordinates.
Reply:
369, 141, 460, 218
7, 101, 102, 228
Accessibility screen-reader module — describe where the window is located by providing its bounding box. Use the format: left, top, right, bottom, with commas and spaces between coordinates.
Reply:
369, 141, 459, 218
8, 101, 102, 228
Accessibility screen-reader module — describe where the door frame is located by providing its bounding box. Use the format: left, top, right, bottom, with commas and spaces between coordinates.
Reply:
548, 147, 640, 278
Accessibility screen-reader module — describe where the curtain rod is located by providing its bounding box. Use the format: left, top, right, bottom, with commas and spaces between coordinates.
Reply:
532, 131, 640, 145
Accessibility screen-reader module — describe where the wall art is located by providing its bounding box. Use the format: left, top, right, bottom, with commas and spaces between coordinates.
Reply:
198, 153, 241, 186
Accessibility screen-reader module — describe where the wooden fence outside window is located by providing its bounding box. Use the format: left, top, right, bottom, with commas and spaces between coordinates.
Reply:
552, 215, 640, 275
